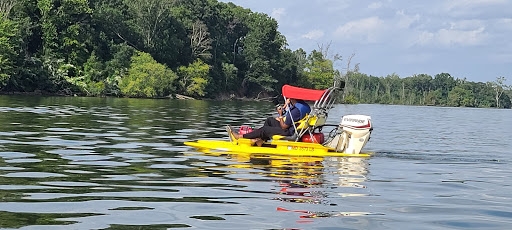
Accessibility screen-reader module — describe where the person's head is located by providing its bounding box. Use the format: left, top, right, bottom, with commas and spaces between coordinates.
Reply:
290, 98, 297, 105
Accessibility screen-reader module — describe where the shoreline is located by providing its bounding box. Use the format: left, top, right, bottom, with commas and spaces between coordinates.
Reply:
0, 91, 276, 102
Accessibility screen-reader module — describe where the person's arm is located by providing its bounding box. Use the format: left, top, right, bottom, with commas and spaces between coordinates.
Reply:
276, 107, 290, 129
282, 99, 291, 111
276, 117, 290, 129
276, 99, 291, 120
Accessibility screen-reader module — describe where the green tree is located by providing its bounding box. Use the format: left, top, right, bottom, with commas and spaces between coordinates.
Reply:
425, 89, 443, 105
64, 52, 106, 96
123, 0, 187, 67
124, 0, 174, 50
83, 52, 104, 82
300, 50, 338, 90
4, 0, 50, 92
488, 77, 510, 108
91, 0, 133, 49
429, 73, 455, 105
221, 62, 237, 91
0, 12, 17, 88
241, 13, 283, 95
189, 20, 212, 60
104, 43, 136, 95
410, 74, 433, 105
120, 51, 177, 97
37, 0, 92, 64
277, 48, 302, 86
177, 59, 210, 97
381, 73, 401, 104
35, 0, 94, 93
448, 86, 474, 107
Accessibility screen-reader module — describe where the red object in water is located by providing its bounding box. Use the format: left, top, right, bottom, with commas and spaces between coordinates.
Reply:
239, 126, 253, 135
301, 133, 324, 144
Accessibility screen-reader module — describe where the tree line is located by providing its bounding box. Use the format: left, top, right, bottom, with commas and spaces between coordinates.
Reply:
343, 73, 511, 109
0, 0, 510, 108
0, 0, 337, 99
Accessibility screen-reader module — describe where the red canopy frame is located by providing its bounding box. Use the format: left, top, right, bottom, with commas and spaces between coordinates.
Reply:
282, 85, 327, 101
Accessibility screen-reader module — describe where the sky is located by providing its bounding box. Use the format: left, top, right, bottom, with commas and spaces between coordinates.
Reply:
218, 0, 512, 83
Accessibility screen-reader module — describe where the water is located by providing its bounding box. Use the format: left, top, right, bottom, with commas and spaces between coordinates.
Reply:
0, 95, 511, 229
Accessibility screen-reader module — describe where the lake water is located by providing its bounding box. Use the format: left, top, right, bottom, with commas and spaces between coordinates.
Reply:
0, 95, 511, 229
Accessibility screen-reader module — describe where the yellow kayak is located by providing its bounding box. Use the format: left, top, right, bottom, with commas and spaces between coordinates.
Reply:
184, 138, 371, 157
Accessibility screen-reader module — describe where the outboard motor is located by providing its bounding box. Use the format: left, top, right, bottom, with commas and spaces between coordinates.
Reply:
325, 115, 372, 154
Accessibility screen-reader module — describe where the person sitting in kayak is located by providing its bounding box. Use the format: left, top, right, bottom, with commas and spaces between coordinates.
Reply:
228, 98, 307, 146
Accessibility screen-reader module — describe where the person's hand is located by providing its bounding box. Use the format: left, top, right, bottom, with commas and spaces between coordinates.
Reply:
277, 107, 283, 116
283, 99, 291, 109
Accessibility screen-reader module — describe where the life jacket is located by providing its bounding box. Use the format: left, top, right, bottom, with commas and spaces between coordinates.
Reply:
283, 100, 311, 120
294, 100, 311, 120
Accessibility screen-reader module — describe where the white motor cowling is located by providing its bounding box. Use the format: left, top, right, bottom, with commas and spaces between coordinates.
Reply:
325, 115, 373, 154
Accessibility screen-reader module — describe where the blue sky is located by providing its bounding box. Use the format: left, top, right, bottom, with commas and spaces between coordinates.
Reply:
219, 0, 512, 83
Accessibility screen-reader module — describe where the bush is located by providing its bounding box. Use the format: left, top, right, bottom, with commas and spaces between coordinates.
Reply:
177, 59, 210, 97
119, 51, 177, 97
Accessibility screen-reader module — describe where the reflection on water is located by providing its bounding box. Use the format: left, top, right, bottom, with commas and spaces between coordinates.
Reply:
1, 95, 511, 229
194, 150, 378, 222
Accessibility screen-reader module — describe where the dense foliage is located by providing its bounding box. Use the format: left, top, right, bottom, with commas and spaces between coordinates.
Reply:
0, 0, 510, 108
0, 0, 318, 98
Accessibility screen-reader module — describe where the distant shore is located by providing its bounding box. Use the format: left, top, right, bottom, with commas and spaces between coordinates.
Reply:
0, 91, 277, 102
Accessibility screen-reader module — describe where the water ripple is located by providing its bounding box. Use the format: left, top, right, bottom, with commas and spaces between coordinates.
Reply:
0, 97, 510, 229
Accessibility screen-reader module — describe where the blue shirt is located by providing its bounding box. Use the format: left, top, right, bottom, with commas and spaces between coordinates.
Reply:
284, 106, 301, 135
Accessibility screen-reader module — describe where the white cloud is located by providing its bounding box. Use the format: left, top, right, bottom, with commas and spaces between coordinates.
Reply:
445, 0, 507, 10
437, 27, 486, 46
395, 10, 420, 29
497, 18, 512, 30
448, 20, 484, 30
443, 0, 510, 18
317, 0, 351, 12
368, 2, 382, 9
301, 30, 325, 40
333, 17, 385, 43
414, 26, 488, 46
271, 8, 286, 21
502, 18, 512, 24
416, 31, 435, 45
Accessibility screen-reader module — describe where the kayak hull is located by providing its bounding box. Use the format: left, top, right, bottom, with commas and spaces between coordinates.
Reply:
184, 139, 371, 157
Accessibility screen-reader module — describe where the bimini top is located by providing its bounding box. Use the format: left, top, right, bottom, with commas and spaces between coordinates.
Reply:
282, 85, 327, 101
